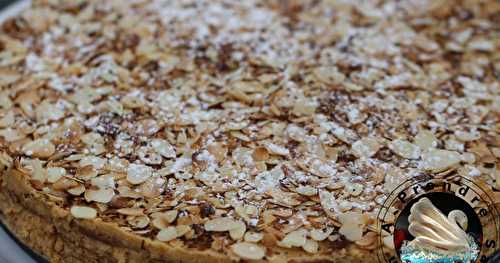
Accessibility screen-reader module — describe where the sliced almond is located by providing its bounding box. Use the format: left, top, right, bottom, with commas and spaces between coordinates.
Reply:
310, 228, 334, 241
229, 221, 246, 240
313, 66, 345, 85
128, 216, 150, 229
337, 212, 367, 242
151, 139, 176, 158
204, 217, 240, 232
85, 188, 115, 203
71, 206, 97, 219
127, 164, 152, 185
414, 129, 438, 150
47, 167, 66, 183
116, 208, 144, 216
0, 111, 14, 128
207, 142, 227, 162
231, 242, 265, 260
244, 232, 264, 243
279, 228, 307, 248
454, 130, 481, 142
355, 232, 377, 247
339, 224, 363, 241
302, 239, 319, 254
352, 137, 380, 158
252, 147, 269, 162
319, 190, 338, 218
176, 225, 191, 237
67, 185, 86, 196
389, 139, 420, 159
157, 226, 177, 242
22, 139, 55, 158
152, 210, 178, 229
295, 185, 318, 196
30, 159, 47, 183
264, 142, 289, 156
79, 156, 107, 169
421, 149, 461, 172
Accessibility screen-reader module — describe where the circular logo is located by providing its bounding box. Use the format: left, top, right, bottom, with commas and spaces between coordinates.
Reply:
376, 174, 500, 263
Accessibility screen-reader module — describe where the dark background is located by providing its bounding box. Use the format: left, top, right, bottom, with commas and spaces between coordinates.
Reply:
0, 0, 18, 10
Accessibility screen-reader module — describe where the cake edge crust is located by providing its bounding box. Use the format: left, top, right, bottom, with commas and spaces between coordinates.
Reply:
0, 168, 374, 263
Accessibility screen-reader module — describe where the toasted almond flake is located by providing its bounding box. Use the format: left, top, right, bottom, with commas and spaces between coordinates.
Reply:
491, 148, 500, 158
0, 92, 12, 110
152, 210, 178, 229
85, 188, 115, 203
79, 156, 106, 169
345, 183, 363, 197
389, 139, 421, 159
252, 147, 269, 162
264, 142, 289, 156
0, 111, 14, 128
71, 206, 97, 219
339, 224, 363, 242
461, 152, 476, 164
415, 129, 438, 150
302, 239, 319, 254
319, 190, 338, 218
0, 128, 25, 142
30, 159, 47, 183
91, 175, 116, 189
454, 130, 481, 142
151, 139, 176, 158
117, 208, 144, 216
244, 232, 264, 243
286, 125, 307, 142
328, 234, 340, 242
36, 101, 65, 123
421, 149, 461, 172
231, 242, 265, 260
121, 95, 144, 109
22, 139, 55, 158
157, 226, 177, 242
127, 216, 150, 228
355, 232, 377, 247
338, 211, 367, 226
313, 66, 345, 85
310, 228, 334, 241
67, 185, 86, 196
280, 228, 307, 248
295, 185, 318, 196
352, 137, 380, 158
229, 221, 246, 240
227, 89, 252, 104
207, 142, 227, 162
293, 97, 317, 116
204, 217, 240, 232
47, 167, 66, 183
176, 225, 191, 237
127, 164, 152, 185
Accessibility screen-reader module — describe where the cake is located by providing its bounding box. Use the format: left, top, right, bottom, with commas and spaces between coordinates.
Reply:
0, 0, 498, 262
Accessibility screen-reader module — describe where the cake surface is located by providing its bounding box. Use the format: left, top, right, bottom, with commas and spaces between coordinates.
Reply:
0, 0, 499, 262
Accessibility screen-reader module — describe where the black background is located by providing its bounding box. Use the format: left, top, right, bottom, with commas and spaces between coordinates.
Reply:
0, 0, 18, 10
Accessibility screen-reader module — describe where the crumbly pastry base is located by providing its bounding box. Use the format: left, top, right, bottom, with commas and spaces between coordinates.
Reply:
0, 169, 374, 263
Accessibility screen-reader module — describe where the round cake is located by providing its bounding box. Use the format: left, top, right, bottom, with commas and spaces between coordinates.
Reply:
0, 0, 499, 262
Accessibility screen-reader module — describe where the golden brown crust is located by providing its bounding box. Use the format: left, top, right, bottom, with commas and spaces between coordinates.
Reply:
0, 169, 373, 263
